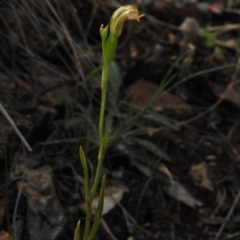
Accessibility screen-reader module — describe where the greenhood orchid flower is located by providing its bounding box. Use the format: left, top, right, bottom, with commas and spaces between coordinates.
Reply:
100, 5, 145, 67
110, 5, 145, 37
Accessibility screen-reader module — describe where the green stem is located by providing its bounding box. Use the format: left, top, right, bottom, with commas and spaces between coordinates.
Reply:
91, 65, 109, 199
90, 145, 105, 199
98, 65, 108, 141
83, 201, 91, 240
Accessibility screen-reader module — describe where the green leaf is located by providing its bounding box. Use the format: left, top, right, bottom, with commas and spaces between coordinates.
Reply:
203, 31, 217, 48
79, 146, 90, 200
88, 175, 106, 240
136, 139, 171, 162
100, 24, 109, 57
74, 221, 80, 240
104, 35, 118, 67
108, 60, 122, 107
98, 119, 109, 160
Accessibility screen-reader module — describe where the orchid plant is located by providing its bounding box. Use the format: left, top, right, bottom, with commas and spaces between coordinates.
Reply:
74, 5, 144, 240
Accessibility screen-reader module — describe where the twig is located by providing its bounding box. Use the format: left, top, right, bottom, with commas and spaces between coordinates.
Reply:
13, 147, 27, 240
100, 219, 118, 240
0, 103, 32, 152
214, 190, 240, 240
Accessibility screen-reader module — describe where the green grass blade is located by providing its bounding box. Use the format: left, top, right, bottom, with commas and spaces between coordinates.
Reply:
143, 113, 179, 131
110, 62, 239, 146
136, 139, 171, 162
167, 63, 238, 92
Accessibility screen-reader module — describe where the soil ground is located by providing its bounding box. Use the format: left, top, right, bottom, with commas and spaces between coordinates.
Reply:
1, 1, 240, 240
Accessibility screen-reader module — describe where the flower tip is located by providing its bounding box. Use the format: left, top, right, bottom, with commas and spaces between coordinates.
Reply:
139, 14, 145, 20
128, 11, 145, 22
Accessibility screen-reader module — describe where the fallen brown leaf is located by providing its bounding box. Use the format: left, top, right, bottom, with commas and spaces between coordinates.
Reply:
163, 180, 203, 208
212, 82, 240, 109
16, 166, 66, 240
93, 186, 129, 215
0, 231, 12, 240
189, 162, 213, 191
125, 79, 191, 112
158, 164, 173, 182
